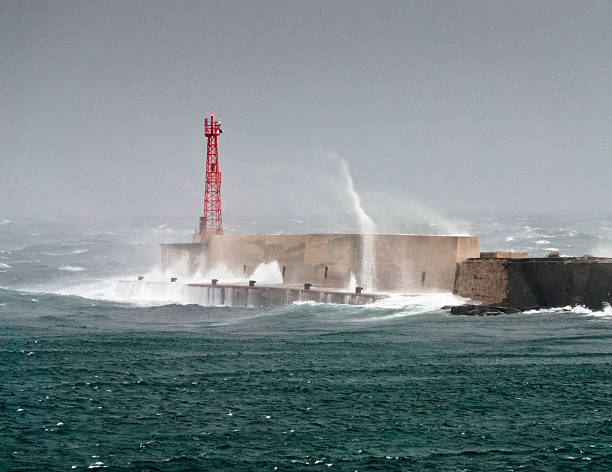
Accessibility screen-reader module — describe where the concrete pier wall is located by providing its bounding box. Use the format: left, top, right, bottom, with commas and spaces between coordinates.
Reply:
454, 257, 612, 310
116, 280, 382, 307
161, 233, 480, 292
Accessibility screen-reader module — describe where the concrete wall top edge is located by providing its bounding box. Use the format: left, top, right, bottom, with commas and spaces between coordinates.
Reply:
161, 234, 479, 249
164, 233, 476, 241
465, 257, 612, 263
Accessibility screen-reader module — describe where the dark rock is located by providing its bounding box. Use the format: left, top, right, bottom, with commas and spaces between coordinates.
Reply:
454, 256, 612, 310
450, 304, 521, 316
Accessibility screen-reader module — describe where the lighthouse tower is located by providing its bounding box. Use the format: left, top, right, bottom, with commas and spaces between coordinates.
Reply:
199, 112, 223, 235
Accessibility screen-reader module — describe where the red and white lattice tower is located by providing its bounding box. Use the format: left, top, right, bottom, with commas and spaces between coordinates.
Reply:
199, 112, 223, 235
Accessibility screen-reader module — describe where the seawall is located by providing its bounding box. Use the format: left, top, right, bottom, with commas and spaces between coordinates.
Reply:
161, 233, 480, 292
117, 281, 383, 307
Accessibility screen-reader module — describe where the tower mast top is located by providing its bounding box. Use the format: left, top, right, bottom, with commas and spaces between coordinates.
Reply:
199, 113, 223, 235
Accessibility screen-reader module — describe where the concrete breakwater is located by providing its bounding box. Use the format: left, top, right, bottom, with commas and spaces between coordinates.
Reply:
162, 233, 480, 292
453, 256, 612, 311
160, 233, 612, 312
116, 280, 383, 307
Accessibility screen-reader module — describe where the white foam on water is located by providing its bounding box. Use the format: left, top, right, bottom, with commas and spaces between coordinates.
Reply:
523, 303, 612, 319
0, 262, 11, 269
371, 292, 467, 310
59, 279, 222, 307
44, 249, 88, 256
314, 292, 469, 323
54, 261, 282, 306
88, 461, 106, 469
346, 292, 467, 322
58, 266, 85, 272
292, 300, 322, 306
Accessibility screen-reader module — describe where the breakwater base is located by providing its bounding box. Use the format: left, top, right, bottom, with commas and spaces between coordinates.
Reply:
159, 234, 612, 311
116, 280, 383, 307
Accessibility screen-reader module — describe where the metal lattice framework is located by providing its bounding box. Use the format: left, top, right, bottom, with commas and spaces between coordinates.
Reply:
199, 112, 223, 235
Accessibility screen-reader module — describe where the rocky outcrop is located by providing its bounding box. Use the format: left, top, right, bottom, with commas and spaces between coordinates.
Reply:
454, 256, 612, 311
448, 304, 520, 316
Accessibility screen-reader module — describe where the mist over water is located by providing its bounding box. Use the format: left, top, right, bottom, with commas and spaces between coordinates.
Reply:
1, 212, 611, 300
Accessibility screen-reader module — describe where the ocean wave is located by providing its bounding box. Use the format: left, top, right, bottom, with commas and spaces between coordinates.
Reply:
58, 265, 85, 272
371, 292, 465, 310
342, 293, 467, 323
523, 303, 612, 318
44, 249, 89, 256
0, 262, 12, 269
52, 273, 468, 316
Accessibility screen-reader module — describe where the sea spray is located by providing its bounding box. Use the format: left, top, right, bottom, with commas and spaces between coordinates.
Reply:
249, 261, 283, 285
326, 152, 377, 290
360, 188, 470, 235
592, 227, 612, 257
348, 272, 357, 291
161, 250, 193, 278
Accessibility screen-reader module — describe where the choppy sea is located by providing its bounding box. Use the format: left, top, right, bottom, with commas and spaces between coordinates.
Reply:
1, 213, 611, 471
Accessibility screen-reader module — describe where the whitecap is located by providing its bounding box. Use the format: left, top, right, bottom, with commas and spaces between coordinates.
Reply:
371, 292, 466, 310
45, 249, 88, 256
88, 461, 106, 469
58, 266, 85, 272
523, 303, 611, 319
0, 263, 11, 269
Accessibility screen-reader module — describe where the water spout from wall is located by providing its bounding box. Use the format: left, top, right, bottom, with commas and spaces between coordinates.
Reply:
326, 152, 377, 290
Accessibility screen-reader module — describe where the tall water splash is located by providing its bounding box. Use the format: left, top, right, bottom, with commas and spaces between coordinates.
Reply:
327, 153, 377, 290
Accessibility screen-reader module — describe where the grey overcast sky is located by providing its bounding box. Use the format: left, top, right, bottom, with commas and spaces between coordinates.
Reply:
2, 0, 611, 221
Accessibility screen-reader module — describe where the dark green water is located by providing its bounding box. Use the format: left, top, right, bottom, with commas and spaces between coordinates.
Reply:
2, 289, 611, 471
2, 215, 611, 470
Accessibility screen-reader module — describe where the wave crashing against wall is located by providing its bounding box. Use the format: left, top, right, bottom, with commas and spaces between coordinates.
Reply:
327, 153, 377, 291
